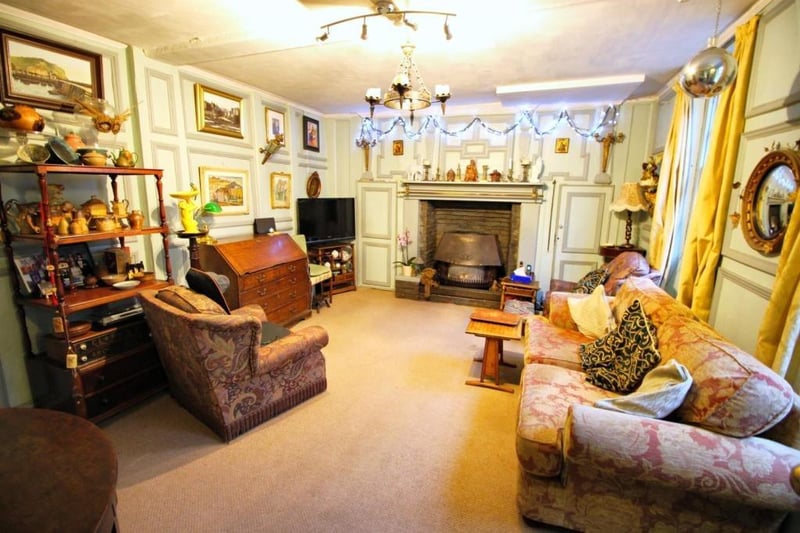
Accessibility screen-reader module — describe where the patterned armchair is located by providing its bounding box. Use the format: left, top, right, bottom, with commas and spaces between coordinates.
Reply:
139, 286, 328, 442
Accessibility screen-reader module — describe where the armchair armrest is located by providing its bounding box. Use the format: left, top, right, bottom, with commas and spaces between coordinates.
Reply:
231, 304, 267, 322
564, 404, 800, 511
255, 325, 329, 375
547, 292, 584, 331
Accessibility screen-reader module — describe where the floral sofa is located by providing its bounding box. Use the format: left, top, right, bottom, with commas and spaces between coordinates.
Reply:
517, 277, 800, 532
140, 286, 328, 442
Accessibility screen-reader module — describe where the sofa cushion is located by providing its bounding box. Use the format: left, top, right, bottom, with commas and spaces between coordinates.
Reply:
594, 359, 693, 419
572, 267, 609, 294
517, 363, 618, 477
524, 315, 587, 371
156, 285, 227, 315
603, 252, 652, 294
658, 314, 794, 437
581, 299, 661, 393
568, 285, 615, 339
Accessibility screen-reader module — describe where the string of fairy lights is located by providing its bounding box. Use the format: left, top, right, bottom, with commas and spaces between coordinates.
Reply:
355, 104, 621, 147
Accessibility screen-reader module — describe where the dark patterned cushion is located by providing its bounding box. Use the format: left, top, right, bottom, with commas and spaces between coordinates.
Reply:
579, 299, 661, 393
573, 267, 609, 294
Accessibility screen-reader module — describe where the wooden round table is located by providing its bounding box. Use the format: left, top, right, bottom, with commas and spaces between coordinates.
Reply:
0, 408, 119, 532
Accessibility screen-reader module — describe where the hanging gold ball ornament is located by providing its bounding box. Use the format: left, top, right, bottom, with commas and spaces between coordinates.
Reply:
680, 45, 738, 98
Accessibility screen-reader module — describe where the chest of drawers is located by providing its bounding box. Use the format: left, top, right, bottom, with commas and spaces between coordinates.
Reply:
199, 234, 311, 325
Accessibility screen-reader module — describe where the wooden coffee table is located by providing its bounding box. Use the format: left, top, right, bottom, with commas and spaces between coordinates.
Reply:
465, 310, 523, 393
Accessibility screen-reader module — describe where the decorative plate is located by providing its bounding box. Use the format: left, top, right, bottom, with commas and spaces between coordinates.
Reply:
46, 137, 80, 165
306, 171, 321, 198
113, 280, 141, 290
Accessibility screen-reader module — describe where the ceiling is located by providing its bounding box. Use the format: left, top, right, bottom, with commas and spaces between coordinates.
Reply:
0, 0, 761, 118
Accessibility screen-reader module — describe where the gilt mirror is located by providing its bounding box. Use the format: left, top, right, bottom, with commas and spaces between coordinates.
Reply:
741, 148, 800, 256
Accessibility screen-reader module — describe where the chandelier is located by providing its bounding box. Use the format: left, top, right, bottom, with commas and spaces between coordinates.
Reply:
365, 42, 450, 125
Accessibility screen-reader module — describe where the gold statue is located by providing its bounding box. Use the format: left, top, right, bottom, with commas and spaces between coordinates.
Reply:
464, 160, 478, 182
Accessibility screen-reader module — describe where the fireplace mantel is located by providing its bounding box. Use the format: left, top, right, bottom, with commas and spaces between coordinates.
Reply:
399, 181, 546, 202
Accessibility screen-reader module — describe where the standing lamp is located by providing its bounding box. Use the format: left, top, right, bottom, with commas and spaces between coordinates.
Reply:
609, 182, 650, 247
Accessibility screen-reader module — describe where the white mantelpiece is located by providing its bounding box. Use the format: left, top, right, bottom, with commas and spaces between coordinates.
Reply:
398, 181, 546, 202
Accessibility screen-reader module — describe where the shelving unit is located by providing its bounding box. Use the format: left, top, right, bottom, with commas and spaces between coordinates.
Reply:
0, 163, 173, 421
307, 241, 356, 295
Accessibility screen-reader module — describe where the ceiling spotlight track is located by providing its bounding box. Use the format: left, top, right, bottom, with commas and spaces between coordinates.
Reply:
318, 10, 456, 42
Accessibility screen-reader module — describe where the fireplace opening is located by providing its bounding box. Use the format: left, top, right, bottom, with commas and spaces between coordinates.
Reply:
434, 232, 503, 289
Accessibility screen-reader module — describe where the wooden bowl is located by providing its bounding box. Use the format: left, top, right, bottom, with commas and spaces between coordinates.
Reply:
101, 274, 127, 286
53, 320, 92, 339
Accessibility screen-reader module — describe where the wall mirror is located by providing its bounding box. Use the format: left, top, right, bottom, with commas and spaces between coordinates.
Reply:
741, 148, 800, 256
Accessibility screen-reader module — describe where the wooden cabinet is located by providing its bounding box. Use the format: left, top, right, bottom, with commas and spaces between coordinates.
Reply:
198, 233, 311, 326
0, 163, 172, 421
307, 241, 356, 295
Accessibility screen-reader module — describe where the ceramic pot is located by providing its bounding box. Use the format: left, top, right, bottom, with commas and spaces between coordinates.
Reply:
63, 133, 85, 150
401, 265, 413, 276
0, 104, 45, 132
111, 149, 139, 168
80, 151, 108, 166
110, 199, 129, 218
81, 196, 108, 219
128, 210, 144, 230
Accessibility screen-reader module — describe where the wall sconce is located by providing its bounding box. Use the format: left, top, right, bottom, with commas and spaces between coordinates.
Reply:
259, 133, 284, 164
593, 129, 625, 184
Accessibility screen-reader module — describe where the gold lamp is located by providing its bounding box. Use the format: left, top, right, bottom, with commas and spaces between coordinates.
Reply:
610, 183, 650, 247
259, 134, 284, 164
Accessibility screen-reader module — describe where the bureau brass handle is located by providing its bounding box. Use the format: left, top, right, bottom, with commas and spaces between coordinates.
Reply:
257, 288, 267, 296
80, 355, 88, 363
288, 264, 296, 272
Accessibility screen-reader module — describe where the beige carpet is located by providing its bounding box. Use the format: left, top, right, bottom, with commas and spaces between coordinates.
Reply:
100, 288, 554, 532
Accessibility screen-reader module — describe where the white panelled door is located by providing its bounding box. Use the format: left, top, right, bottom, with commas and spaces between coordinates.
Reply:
357, 181, 397, 289
551, 184, 614, 281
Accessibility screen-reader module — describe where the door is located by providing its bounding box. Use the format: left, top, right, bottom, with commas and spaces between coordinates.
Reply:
551, 183, 614, 281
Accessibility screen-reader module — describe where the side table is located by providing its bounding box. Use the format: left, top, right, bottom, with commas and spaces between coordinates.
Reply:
177, 230, 210, 269
0, 408, 119, 532
500, 277, 540, 308
465, 310, 524, 393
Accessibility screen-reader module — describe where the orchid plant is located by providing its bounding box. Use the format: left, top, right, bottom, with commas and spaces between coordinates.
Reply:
393, 229, 417, 267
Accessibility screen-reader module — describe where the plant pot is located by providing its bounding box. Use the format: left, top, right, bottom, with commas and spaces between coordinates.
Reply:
401, 265, 413, 277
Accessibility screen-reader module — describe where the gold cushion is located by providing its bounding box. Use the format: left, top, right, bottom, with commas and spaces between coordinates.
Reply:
156, 285, 226, 315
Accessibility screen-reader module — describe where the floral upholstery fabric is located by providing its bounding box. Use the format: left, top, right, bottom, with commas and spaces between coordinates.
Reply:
612, 276, 695, 326
523, 315, 586, 371
156, 285, 227, 315
140, 289, 328, 442
658, 314, 794, 437
516, 364, 617, 477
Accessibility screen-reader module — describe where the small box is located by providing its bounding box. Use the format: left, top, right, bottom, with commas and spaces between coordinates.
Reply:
104, 247, 130, 275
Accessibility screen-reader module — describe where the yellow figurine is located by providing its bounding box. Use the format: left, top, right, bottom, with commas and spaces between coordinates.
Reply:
170, 184, 200, 233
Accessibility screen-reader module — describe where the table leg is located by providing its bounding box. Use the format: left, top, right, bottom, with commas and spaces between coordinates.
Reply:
466, 338, 514, 393
473, 338, 516, 368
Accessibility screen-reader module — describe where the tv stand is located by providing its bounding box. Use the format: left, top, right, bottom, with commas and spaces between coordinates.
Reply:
307, 241, 356, 295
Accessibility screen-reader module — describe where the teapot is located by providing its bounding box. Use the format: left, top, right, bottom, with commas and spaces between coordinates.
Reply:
110, 199, 129, 218
111, 149, 139, 168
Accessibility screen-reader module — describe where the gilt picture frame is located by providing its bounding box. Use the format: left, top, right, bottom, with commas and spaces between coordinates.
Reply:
198, 166, 250, 215
0, 29, 104, 112
303, 115, 320, 152
194, 83, 244, 139
555, 137, 570, 154
270, 171, 291, 209
265, 107, 286, 145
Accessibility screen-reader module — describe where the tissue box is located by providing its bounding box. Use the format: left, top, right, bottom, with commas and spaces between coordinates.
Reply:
510, 273, 533, 284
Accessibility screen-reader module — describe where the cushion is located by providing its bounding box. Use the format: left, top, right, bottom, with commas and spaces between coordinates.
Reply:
567, 285, 616, 339
156, 285, 227, 315
185, 268, 231, 314
572, 267, 609, 294
594, 359, 693, 418
580, 299, 661, 393
658, 314, 795, 437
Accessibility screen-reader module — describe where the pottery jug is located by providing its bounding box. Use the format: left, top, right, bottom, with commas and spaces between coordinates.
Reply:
111, 149, 138, 168
110, 199, 129, 218
128, 210, 144, 230
0, 104, 45, 132
63, 133, 85, 150
57, 217, 70, 236
69, 211, 89, 235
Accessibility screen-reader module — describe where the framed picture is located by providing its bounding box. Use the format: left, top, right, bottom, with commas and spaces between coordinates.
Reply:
270, 171, 291, 209
0, 29, 104, 112
55, 243, 95, 290
555, 137, 570, 154
13, 253, 48, 296
198, 166, 250, 215
265, 107, 286, 145
194, 83, 244, 139
393, 140, 404, 156
303, 116, 320, 152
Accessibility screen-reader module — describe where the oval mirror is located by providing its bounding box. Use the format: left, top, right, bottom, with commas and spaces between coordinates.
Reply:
741, 148, 800, 256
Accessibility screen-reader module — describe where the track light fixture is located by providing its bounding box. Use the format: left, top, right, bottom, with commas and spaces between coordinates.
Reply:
317, 9, 455, 43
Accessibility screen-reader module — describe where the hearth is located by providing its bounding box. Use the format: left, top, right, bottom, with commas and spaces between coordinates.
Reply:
434, 232, 502, 290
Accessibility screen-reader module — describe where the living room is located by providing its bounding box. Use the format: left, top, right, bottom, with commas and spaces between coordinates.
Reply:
0, 0, 798, 531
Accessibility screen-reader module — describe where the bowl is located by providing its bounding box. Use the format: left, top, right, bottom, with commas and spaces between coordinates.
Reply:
46, 137, 79, 165
80, 152, 109, 166
113, 280, 141, 290
52, 320, 92, 339
17, 144, 50, 164
101, 273, 128, 286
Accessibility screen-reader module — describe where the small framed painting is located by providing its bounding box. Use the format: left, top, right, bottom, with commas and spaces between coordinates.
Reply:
270, 172, 291, 209
303, 115, 320, 152
194, 83, 244, 139
265, 107, 286, 145
0, 29, 104, 112
198, 166, 250, 215
393, 140, 404, 156
555, 137, 570, 154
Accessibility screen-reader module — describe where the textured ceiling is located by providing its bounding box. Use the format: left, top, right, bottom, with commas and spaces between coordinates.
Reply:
0, 0, 761, 117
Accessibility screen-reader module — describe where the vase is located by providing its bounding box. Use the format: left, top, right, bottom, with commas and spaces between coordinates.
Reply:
401, 265, 413, 277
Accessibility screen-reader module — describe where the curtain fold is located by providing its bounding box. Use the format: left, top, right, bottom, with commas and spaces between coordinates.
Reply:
676, 17, 760, 322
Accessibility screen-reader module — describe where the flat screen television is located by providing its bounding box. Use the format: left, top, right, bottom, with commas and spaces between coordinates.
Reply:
297, 197, 356, 245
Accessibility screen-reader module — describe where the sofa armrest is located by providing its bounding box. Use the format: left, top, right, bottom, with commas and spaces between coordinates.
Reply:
564, 404, 800, 511
255, 325, 329, 375
547, 292, 584, 331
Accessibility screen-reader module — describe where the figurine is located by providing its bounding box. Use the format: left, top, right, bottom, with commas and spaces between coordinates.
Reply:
464, 160, 478, 182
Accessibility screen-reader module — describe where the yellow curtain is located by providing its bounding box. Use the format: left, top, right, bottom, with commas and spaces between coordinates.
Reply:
676, 17, 760, 322
755, 197, 800, 379
649, 85, 691, 274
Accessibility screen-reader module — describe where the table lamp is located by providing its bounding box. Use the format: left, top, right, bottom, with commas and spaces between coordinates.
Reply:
609, 182, 649, 247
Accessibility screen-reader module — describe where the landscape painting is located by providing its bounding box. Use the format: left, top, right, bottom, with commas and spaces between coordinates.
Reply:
0, 29, 103, 111
198, 166, 250, 216
194, 84, 244, 139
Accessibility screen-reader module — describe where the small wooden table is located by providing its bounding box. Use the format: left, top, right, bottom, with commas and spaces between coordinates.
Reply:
499, 277, 540, 308
465, 310, 524, 393
0, 408, 119, 533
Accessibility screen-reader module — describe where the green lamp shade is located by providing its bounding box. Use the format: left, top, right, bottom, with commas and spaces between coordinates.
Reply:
203, 202, 222, 214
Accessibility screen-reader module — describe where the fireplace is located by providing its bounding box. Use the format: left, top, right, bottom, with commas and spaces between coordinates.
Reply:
434, 232, 502, 289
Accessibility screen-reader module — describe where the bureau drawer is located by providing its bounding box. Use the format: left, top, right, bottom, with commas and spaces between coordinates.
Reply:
79, 345, 162, 394
268, 299, 310, 325
242, 284, 307, 311
240, 259, 306, 291
240, 271, 307, 302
